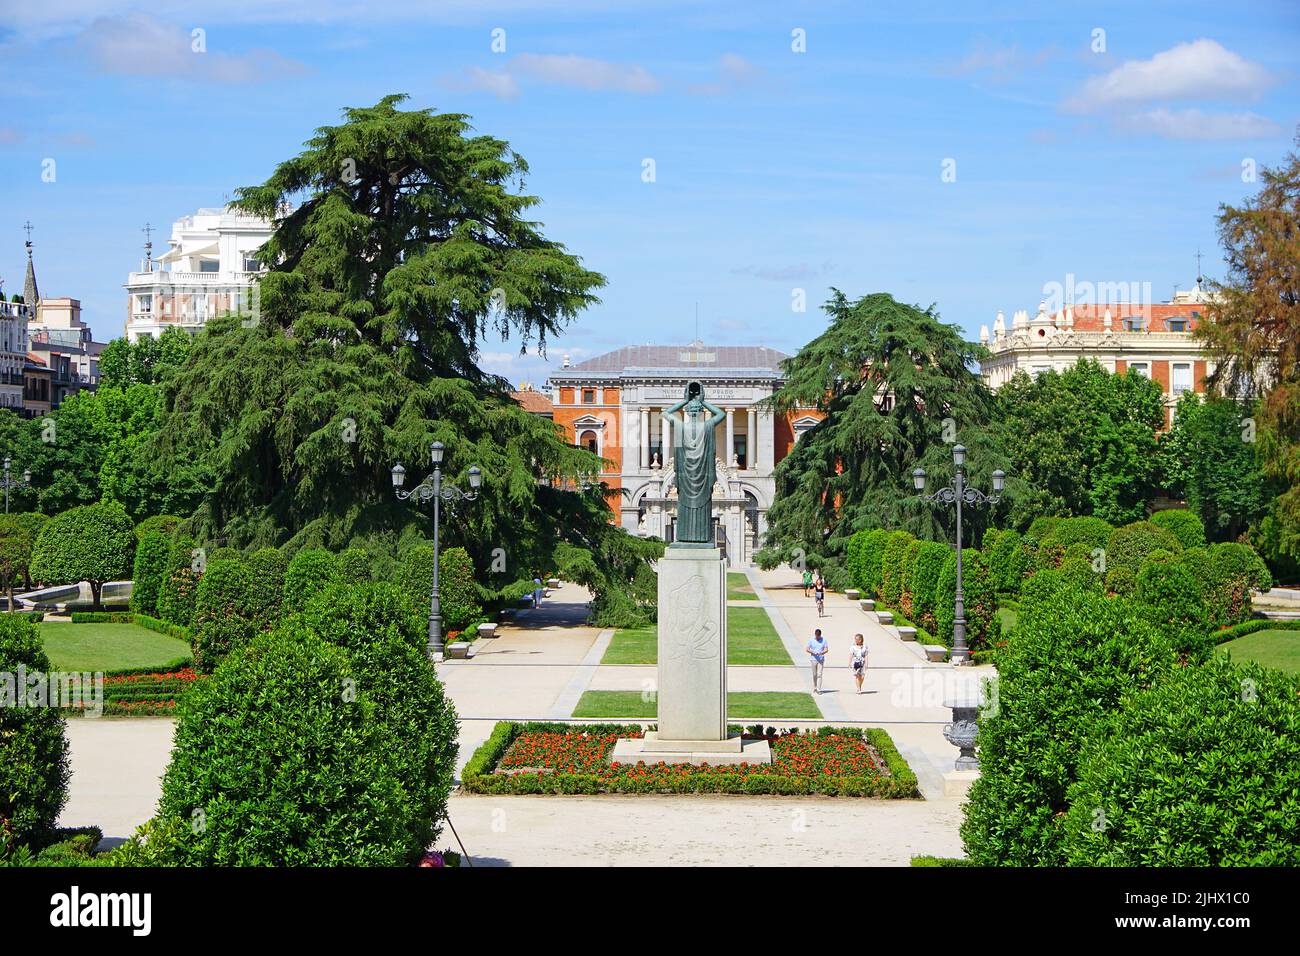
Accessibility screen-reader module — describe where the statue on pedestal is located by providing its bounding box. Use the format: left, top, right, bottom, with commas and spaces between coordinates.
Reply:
661, 381, 726, 544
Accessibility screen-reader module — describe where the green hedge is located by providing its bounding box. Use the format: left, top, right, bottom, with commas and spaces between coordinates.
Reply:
69, 612, 135, 624
460, 722, 919, 798
1149, 509, 1206, 549
935, 549, 999, 651
133, 613, 194, 643
129, 530, 171, 617
1037, 517, 1114, 571
1208, 618, 1300, 645
878, 532, 915, 609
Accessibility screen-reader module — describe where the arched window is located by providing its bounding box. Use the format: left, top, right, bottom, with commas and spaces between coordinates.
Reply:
578, 430, 598, 454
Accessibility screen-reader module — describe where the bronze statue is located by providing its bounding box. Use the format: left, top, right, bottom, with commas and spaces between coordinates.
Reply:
662, 380, 725, 545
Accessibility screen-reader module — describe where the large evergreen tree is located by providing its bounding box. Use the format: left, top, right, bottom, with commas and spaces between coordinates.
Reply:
758, 291, 1002, 574
152, 96, 609, 579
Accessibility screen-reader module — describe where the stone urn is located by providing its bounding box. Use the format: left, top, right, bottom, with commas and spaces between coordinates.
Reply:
942, 698, 981, 771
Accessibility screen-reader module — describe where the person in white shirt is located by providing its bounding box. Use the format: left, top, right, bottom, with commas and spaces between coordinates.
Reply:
849, 633, 868, 694
806, 628, 829, 694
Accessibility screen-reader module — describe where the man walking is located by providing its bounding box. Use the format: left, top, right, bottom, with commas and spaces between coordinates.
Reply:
806, 628, 829, 694
802, 567, 813, 597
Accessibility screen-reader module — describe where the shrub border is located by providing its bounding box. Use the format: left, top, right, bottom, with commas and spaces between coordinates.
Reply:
460, 721, 920, 798
1210, 618, 1300, 646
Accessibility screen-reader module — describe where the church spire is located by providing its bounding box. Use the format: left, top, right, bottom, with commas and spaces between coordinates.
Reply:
22, 220, 39, 308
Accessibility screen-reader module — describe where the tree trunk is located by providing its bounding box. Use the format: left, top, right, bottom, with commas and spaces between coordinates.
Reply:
90, 580, 102, 612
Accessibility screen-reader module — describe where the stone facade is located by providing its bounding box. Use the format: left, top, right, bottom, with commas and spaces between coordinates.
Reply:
979, 287, 1216, 426
547, 343, 822, 568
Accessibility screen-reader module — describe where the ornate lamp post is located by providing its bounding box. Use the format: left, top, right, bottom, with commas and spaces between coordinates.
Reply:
1, 457, 31, 513
391, 441, 483, 662
912, 446, 1005, 665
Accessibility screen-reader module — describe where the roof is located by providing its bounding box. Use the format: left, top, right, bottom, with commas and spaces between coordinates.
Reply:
511, 389, 554, 415
560, 343, 789, 376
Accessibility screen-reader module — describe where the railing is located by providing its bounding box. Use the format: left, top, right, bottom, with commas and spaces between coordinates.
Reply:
126, 270, 262, 285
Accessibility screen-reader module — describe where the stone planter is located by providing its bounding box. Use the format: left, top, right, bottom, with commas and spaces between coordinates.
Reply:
446, 641, 475, 660
547, 578, 560, 589
845, 589, 860, 601
876, 611, 894, 625
476, 623, 498, 640
896, 626, 918, 642
942, 698, 981, 770
859, 599, 875, 612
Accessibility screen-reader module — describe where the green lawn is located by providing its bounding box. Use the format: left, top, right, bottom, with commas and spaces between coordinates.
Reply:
727, 572, 758, 601
572, 690, 821, 719
601, 606, 790, 665
1217, 629, 1300, 675
40, 622, 192, 673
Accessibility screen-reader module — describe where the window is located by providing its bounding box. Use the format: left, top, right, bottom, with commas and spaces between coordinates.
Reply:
199, 260, 220, 273
1167, 318, 1187, 332
578, 430, 598, 454
243, 256, 261, 272
1129, 363, 1149, 378
1123, 316, 1145, 331
1172, 363, 1193, 395
734, 436, 748, 469
581, 388, 595, 404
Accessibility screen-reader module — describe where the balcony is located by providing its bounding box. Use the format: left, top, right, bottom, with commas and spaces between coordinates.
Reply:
126, 269, 262, 287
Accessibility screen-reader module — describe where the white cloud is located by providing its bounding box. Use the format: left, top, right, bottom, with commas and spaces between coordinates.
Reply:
951, 40, 1056, 83
441, 66, 521, 100
512, 53, 660, 94
1065, 39, 1273, 112
75, 13, 308, 83
1128, 109, 1283, 141
686, 53, 762, 95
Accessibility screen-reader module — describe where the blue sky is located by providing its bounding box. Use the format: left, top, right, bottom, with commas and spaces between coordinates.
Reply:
1, 0, 1297, 385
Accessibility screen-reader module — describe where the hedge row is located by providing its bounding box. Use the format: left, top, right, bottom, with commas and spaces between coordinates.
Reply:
460, 722, 920, 798
133, 613, 194, 644
69, 612, 135, 624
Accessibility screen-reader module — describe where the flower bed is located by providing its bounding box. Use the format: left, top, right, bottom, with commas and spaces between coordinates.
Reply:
461, 722, 919, 797
65, 666, 205, 716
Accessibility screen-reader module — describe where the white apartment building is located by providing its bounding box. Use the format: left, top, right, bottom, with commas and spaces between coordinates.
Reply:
124, 206, 272, 342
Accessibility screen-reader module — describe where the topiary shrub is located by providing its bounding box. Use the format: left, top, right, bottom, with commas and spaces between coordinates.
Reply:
294, 582, 458, 851
0, 514, 35, 612
1059, 555, 1103, 594
1135, 552, 1209, 657
156, 629, 423, 865
898, 539, 923, 617
129, 529, 171, 617
935, 548, 1000, 651
961, 589, 1176, 866
30, 503, 135, 610
133, 515, 181, 541
878, 531, 914, 609
244, 547, 287, 629
1149, 509, 1206, 550
1036, 516, 1114, 571
909, 541, 951, 633
337, 547, 372, 584
192, 558, 256, 673
1203, 542, 1272, 628
1062, 655, 1300, 865
845, 530, 869, 592
1106, 520, 1182, 578
281, 547, 340, 616
156, 534, 201, 628
1024, 516, 1061, 550
0, 615, 71, 850
855, 528, 892, 597
1103, 565, 1137, 598
986, 529, 1029, 596
437, 547, 481, 633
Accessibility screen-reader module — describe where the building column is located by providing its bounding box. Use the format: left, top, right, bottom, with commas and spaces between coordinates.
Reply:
747, 406, 757, 470
725, 408, 735, 465
639, 407, 649, 469
660, 409, 670, 467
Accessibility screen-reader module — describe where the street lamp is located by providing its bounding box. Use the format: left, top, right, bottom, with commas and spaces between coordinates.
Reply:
391, 441, 484, 661
1, 457, 31, 513
913, 446, 1006, 665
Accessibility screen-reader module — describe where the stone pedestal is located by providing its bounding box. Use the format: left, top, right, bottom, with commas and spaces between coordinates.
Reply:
656, 545, 728, 742
611, 545, 771, 765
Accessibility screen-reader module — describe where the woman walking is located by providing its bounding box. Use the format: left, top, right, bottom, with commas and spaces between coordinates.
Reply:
849, 633, 868, 694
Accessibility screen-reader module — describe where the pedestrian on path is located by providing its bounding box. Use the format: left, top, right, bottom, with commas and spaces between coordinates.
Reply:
849, 633, 868, 694
814, 577, 825, 617
532, 575, 544, 608
802, 568, 813, 597
806, 628, 828, 694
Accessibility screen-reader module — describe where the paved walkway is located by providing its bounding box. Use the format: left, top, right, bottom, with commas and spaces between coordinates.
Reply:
59, 570, 978, 864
